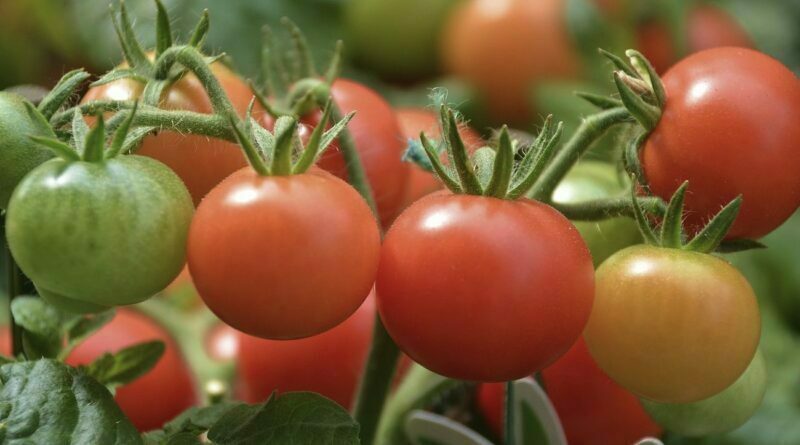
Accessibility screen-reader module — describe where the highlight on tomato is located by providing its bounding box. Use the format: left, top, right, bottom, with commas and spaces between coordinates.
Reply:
377, 106, 594, 381
187, 108, 381, 339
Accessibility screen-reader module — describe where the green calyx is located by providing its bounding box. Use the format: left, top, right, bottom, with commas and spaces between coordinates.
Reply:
420, 105, 563, 200
596, 48, 666, 132
630, 179, 749, 254
229, 98, 354, 176
30, 103, 143, 163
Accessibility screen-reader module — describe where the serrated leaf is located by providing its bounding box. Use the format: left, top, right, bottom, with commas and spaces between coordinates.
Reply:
85, 341, 165, 389
10, 296, 62, 359
207, 392, 359, 445
405, 411, 493, 445
0, 359, 140, 444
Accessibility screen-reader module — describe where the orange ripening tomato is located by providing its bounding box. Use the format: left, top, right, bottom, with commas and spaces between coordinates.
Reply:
66, 309, 197, 431
82, 61, 256, 206
441, 0, 580, 124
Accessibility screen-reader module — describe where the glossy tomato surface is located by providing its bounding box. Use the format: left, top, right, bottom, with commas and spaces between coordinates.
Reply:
306, 79, 408, 225
477, 338, 661, 445
82, 61, 254, 206
66, 309, 197, 431
642, 48, 800, 239
236, 294, 376, 409
584, 245, 761, 403
187, 167, 381, 339
395, 107, 483, 210
377, 193, 594, 381
441, 0, 579, 124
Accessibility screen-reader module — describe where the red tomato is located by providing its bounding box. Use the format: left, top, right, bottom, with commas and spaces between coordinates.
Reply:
83, 61, 256, 206
641, 47, 800, 239
477, 339, 661, 445
637, 5, 752, 73
66, 309, 197, 431
441, 0, 580, 124
395, 107, 483, 210
376, 192, 594, 381
303, 79, 409, 225
187, 167, 381, 339
235, 294, 376, 409
206, 323, 240, 362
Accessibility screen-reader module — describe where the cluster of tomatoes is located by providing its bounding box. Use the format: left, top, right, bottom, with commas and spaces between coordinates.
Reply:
1, 0, 799, 443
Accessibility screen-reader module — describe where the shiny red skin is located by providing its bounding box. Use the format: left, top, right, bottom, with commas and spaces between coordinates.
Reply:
376, 193, 594, 381
642, 47, 800, 239
477, 339, 661, 445
304, 79, 409, 226
66, 309, 197, 431
637, 5, 752, 74
235, 294, 376, 409
187, 167, 381, 339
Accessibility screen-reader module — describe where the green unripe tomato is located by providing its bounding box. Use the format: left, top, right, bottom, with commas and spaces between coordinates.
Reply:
0, 92, 55, 209
553, 161, 641, 267
6, 155, 193, 312
344, 0, 463, 80
641, 350, 766, 436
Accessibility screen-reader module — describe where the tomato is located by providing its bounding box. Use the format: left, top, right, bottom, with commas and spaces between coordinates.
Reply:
637, 5, 752, 74
441, 0, 580, 124
82, 61, 255, 206
641, 48, 800, 240
0, 92, 55, 209
344, 0, 464, 80
642, 349, 766, 436
6, 156, 193, 313
187, 167, 381, 339
477, 338, 661, 445
552, 162, 641, 267
394, 107, 483, 210
206, 323, 240, 362
304, 79, 408, 226
236, 294, 376, 409
66, 309, 197, 431
376, 192, 594, 381
584, 245, 761, 403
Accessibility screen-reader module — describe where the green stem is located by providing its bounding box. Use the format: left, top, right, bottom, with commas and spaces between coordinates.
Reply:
552, 195, 667, 221
529, 107, 631, 202
328, 103, 378, 214
2, 215, 24, 357
504, 381, 515, 445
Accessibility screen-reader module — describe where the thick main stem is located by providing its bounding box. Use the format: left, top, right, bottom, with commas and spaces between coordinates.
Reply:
529, 107, 630, 202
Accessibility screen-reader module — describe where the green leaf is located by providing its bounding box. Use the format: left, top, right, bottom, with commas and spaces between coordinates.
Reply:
716, 239, 767, 254
10, 296, 62, 359
59, 310, 115, 360
207, 392, 360, 445
91, 69, 148, 88
154, 0, 174, 57
37, 69, 91, 120
188, 10, 210, 48
0, 359, 140, 444
84, 341, 165, 389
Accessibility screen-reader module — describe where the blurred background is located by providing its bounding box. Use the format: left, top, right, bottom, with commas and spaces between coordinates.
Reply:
1, 0, 800, 443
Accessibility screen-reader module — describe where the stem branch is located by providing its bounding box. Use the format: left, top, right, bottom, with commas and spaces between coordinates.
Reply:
552, 195, 666, 221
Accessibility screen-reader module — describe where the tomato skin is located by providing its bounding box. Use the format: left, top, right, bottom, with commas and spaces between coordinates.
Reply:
82, 62, 255, 206
637, 5, 752, 74
394, 108, 483, 210
642, 349, 766, 436
66, 309, 197, 431
377, 193, 594, 381
0, 92, 54, 209
584, 245, 761, 403
641, 48, 800, 240
6, 156, 193, 312
344, 0, 463, 80
236, 294, 376, 409
441, 0, 580, 124
187, 167, 381, 339
305, 79, 408, 226
552, 162, 641, 267
477, 338, 661, 445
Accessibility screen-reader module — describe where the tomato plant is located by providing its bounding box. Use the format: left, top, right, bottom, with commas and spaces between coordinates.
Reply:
82, 60, 255, 206
640, 47, 800, 240
477, 338, 661, 445
642, 349, 766, 436
66, 309, 197, 431
441, 0, 580, 124
637, 5, 752, 74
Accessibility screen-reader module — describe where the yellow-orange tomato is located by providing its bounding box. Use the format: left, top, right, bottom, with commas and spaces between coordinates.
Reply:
441, 0, 580, 124
83, 61, 255, 206
584, 245, 760, 403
